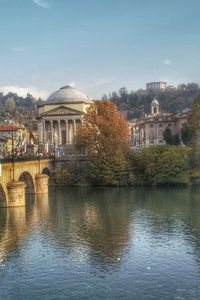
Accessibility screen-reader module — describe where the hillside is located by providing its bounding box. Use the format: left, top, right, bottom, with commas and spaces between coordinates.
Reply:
0, 92, 44, 129
103, 83, 200, 120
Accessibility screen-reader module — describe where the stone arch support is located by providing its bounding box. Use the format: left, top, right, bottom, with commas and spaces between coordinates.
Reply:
0, 184, 8, 207
35, 173, 49, 194
7, 181, 26, 207
18, 172, 35, 194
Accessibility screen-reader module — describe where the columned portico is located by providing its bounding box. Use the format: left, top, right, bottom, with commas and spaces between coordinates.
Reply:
41, 119, 81, 146
37, 85, 93, 155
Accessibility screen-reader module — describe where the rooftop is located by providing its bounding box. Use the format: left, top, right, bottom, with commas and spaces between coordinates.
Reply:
46, 85, 93, 104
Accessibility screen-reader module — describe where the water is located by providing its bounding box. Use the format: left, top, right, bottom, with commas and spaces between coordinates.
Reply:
0, 187, 200, 300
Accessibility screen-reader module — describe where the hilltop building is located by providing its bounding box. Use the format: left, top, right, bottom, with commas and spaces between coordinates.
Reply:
146, 81, 167, 91
37, 85, 93, 155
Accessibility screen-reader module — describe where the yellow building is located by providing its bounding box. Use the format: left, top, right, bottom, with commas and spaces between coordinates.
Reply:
0, 124, 29, 157
37, 85, 93, 153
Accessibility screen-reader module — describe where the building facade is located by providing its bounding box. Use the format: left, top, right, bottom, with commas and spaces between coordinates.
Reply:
131, 99, 190, 148
0, 124, 29, 157
146, 81, 167, 91
37, 85, 93, 155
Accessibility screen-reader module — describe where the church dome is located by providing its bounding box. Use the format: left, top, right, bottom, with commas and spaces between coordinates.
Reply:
46, 85, 92, 104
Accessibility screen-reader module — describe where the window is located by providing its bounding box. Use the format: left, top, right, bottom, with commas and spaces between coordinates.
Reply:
159, 124, 163, 127
168, 123, 172, 127
159, 140, 163, 143
150, 124, 154, 128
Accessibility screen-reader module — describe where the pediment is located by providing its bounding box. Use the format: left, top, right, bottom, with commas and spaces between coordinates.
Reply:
42, 105, 83, 116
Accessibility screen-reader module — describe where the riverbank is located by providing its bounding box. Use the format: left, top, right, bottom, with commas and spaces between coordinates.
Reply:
52, 145, 200, 187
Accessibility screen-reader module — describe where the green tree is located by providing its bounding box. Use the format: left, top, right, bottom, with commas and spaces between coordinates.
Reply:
187, 95, 200, 145
131, 145, 189, 185
5, 97, 15, 112
181, 123, 194, 145
163, 127, 173, 145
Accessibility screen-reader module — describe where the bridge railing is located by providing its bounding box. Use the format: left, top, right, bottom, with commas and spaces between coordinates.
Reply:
0, 156, 54, 164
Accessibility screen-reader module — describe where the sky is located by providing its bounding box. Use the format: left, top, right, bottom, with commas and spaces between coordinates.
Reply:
0, 0, 200, 99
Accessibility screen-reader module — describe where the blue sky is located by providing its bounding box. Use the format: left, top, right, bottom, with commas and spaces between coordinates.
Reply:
0, 0, 200, 99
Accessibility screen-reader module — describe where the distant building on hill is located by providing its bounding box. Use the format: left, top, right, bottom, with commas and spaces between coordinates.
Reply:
146, 81, 167, 91
129, 98, 190, 148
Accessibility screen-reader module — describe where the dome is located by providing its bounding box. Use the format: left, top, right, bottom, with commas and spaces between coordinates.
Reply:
151, 98, 159, 105
46, 85, 92, 104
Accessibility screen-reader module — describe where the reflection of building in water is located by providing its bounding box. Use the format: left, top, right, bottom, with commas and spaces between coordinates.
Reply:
47, 188, 132, 266
0, 207, 26, 262
0, 194, 50, 262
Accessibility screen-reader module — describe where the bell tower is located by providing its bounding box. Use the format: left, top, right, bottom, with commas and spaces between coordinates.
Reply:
151, 98, 159, 115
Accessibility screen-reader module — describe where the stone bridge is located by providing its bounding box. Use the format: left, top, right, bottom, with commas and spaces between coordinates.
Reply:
0, 158, 54, 207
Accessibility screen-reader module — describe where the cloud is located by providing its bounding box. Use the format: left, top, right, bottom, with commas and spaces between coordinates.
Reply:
163, 59, 172, 65
0, 85, 49, 99
32, 0, 50, 8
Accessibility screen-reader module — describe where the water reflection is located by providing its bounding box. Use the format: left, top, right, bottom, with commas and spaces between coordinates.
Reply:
45, 188, 133, 268
0, 188, 200, 300
0, 206, 26, 263
0, 193, 51, 263
1, 187, 200, 266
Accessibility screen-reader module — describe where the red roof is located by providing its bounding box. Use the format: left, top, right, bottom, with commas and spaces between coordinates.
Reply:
0, 125, 21, 132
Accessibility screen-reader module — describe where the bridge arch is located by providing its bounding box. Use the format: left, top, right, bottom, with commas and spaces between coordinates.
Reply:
0, 184, 7, 205
42, 167, 51, 178
42, 167, 51, 185
18, 172, 35, 194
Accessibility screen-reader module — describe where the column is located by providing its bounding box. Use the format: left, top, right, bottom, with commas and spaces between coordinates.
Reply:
40, 121, 44, 143
58, 120, 61, 144
38, 121, 43, 143
50, 120, 53, 144
43, 120, 46, 143
66, 120, 68, 144
73, 120, 77, 134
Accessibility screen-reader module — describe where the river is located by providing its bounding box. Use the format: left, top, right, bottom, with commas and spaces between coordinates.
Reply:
0, 187, 200, 300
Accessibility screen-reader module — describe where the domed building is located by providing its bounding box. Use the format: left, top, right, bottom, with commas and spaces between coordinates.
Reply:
38, 85, 93, 154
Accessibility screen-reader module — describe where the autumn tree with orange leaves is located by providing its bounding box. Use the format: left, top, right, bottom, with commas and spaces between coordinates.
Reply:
75, 100, 131, 185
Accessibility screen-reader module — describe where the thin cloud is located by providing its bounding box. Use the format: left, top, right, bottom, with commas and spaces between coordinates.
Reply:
0, 85, 49, 99
163, 59, 172, 65
32, 0, 50, 8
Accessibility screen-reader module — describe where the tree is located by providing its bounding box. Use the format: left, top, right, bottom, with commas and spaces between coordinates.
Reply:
181, 123, 194, 146
5, 97, 15, 112
76, 100, 131, 185
187, 95, 200, 144
163, 127, 173, 145
163, 127, 180, 145
131, 145, 189, 185
174, 133, 181, 145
